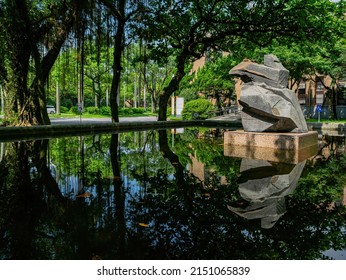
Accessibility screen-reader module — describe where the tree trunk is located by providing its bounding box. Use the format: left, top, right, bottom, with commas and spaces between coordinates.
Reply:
102, 0, 126, 123
110, 133, 126, 257
2, 0, 75, 126
157, 52, 187, 121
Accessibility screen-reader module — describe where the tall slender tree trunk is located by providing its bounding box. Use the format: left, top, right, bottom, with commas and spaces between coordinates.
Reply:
103, 0, 126, 123
110, 133, 126, 257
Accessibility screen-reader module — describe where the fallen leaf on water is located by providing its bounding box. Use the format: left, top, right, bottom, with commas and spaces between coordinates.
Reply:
138, 223, 149, 228
77, 192, 91, 198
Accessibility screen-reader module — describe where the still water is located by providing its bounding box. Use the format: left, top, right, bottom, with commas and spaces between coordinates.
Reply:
0, 127, 345, 260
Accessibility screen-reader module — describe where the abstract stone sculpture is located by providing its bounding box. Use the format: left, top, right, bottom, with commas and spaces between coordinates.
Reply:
230, 55, 308, 133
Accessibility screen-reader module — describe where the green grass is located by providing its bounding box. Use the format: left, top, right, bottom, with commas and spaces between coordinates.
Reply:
306, 118, 346, 123
49, 111, 157, 119
167, 116, 183, 121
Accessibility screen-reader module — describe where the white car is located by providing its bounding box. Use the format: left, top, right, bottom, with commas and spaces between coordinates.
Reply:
46, 105, 56, 114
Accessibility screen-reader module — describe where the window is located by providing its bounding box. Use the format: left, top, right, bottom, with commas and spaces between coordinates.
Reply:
337, 82, 346, 105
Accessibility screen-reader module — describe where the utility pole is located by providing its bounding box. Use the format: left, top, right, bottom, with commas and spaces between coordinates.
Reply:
56, 82, 60, 114
106, 88, 109, 107
0, 85, 4, 114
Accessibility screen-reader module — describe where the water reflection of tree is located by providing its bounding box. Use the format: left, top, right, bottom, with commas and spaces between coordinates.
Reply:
0, 130, 345, 260
0, 140, 65, 259
314, 135, 346, 162
170, 128, 241, 184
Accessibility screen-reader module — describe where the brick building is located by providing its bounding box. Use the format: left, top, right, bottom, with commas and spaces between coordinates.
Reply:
293, 76, 346, 106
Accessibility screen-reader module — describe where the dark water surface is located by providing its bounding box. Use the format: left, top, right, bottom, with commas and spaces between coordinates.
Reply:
0, 127, 345, 260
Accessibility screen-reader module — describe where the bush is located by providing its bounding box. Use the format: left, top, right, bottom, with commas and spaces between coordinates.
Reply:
119, 108, 133, 115
85, 106, 99, 114
59, 106, 69, 113
119, 107, 146, 115
99, 106, 111, 116
179, 88, 197, 102
69, 106, 79, 114
132, 107, 146, 114
182, 99, 214, 120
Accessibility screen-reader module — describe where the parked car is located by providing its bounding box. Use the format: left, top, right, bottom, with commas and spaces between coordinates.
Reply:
46, 105, 56, 114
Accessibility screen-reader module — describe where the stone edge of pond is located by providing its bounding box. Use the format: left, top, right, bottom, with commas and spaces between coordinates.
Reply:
0, 120, 243, 142
307, 122, 346, 131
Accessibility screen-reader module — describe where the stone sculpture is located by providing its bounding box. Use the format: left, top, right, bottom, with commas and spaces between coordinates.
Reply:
229, 54, 308, 133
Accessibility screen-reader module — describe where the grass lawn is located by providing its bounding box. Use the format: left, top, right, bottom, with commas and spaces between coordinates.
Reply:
50, 111, 157, 119
306, 118, 346, 123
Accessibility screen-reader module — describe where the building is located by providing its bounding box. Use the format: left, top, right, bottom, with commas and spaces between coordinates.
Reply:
293, 76, 346, 106
292, 76, 346, 119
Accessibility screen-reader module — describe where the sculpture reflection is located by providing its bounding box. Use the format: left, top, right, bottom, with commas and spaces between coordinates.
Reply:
228, 159, 306, 229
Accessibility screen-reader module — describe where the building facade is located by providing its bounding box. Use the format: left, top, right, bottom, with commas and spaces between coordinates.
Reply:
292, 76, 346, 119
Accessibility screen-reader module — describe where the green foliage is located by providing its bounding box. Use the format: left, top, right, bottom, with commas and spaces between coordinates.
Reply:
118, 107, 147, 116
69, 106, 79, 114
182, 99, 214, 120
191, 55, 236, 94
85, 106, 99, 114
178, 88, 196, 103
61, 99, 73, 109
119, 108, 133, 115
1, 129, 346, 259
132, 107, 146, 114
296, 154, 346, 204
1, 0, 345, 124
99, 106, 111, 116
59, 106, 69, 113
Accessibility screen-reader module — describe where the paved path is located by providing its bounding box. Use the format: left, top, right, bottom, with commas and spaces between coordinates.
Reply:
50, 116, 158, 125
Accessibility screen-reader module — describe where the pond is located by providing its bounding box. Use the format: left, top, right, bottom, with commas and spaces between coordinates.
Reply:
0, 127, 345, 260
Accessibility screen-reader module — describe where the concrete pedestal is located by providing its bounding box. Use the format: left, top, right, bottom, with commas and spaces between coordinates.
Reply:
224, 130, 318, 163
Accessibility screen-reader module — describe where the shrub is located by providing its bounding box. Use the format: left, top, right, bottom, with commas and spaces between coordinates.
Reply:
179, 88, 197, 102
85, 106, 99, 114
182, 99, 214, 120
69, 106, 79, 114
99, 106, 111, 116
119, 108, 133, 115
132, 107, 146, 114
59, 106, 69, 113
119, 107, 147, 115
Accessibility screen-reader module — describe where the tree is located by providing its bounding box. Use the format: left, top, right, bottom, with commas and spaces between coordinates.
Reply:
182, 54, 237, 110
139, 0, 344, 121
0, 0, 84, 126
311, 38, 346, 119
239, 38, 346, 120
99, 0, 127, 122
229, 1, 346, 119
